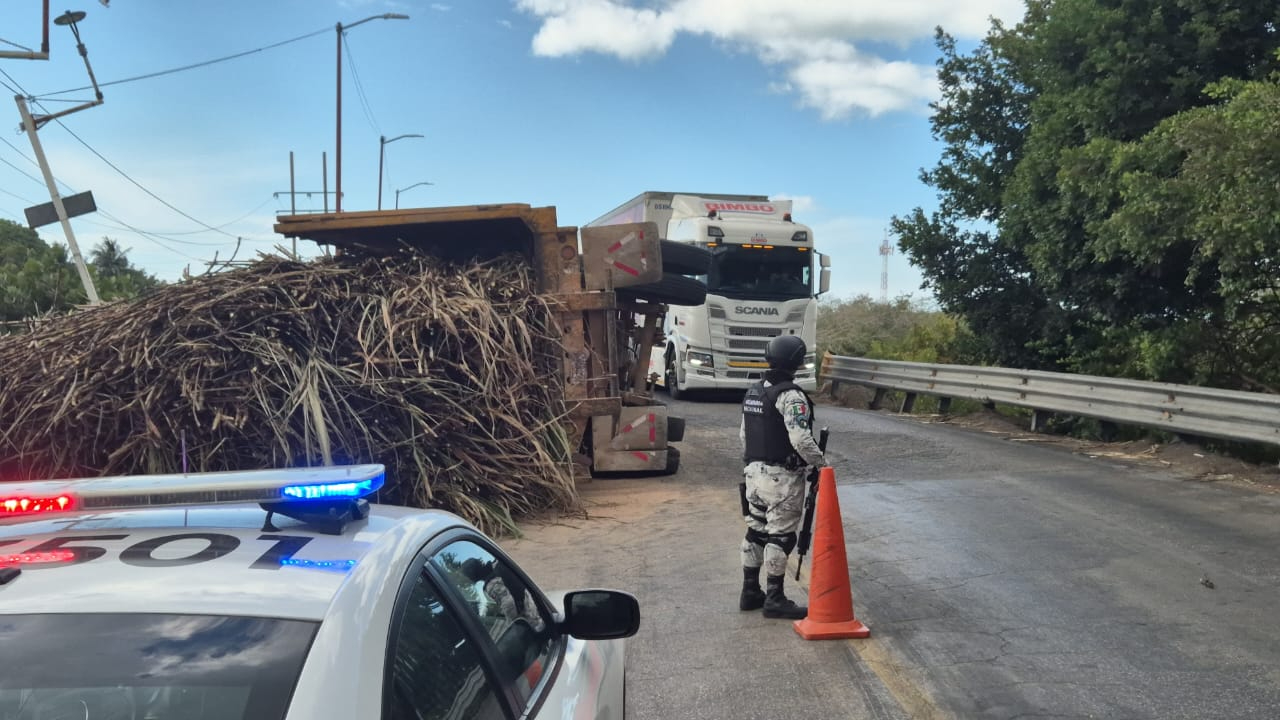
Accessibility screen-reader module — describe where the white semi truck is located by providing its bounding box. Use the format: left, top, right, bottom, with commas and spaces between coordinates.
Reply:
588, 192, 831, 398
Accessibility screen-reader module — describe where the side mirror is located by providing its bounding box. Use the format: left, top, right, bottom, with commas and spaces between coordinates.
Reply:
560, 589, 640, 640
818, 268, 831, 296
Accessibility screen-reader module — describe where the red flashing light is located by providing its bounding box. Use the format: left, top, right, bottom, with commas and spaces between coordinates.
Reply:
0, 494, 74, 515
0, 550, 77, 566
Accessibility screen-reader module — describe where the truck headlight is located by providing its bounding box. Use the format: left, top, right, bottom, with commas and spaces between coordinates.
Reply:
804, 354, 816, 370
686, 351, 714, 368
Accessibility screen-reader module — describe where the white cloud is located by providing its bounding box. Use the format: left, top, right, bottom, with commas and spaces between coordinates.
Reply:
522, 1, 681, 61
513, 0, 1022, 118
430, 3, 452, 11
771, 194, 816, 213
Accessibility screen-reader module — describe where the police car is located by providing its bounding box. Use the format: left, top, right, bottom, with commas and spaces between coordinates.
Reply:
0, 464, 638, 719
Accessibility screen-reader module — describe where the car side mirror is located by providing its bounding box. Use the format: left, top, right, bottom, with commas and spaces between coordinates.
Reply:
560, 589, 640, 640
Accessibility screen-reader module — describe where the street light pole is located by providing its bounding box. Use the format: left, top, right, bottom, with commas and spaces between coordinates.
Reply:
335, 13, 408, 213
16, 94, 98, 304
12, 9, 106, 305
378, 133, 423, 210
395, 182, 434, 209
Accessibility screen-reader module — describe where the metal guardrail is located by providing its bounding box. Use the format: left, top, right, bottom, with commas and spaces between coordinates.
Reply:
822, 353, 1280, 448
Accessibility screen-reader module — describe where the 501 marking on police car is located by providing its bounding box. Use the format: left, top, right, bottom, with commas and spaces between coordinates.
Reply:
0, 532, 352, 570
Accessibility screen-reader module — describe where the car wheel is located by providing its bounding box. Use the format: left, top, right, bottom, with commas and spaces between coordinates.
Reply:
659, 240, 712, 276
617, 273, 707, 307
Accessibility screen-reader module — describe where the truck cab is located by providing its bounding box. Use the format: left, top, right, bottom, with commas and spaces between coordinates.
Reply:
653, 195, 830, 397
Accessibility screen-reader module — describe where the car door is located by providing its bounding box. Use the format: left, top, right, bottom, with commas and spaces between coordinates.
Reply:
383, 558, 508, 720
428, 538, 563, 717
384, 531, 618, 720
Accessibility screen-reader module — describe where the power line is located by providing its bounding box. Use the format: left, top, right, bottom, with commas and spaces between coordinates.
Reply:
0, 153, 43, 186
3, 133, 258, 240
343, 33, 380, 135
0, 67, 30, 96
0, 136, 39, 169
0, 185, 38, 206
34, 25, 332, 98
0, 37, 36, 53
44, 108, 238, 238
4, 131, 272, 251
91, 208, 211, 260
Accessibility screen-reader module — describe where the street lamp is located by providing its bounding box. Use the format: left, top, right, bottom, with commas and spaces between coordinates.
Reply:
335, 13, 408, 213
378, 133, 423, 210
395, 182, 434, 209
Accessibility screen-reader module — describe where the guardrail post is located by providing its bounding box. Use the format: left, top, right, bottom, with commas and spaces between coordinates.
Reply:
870, 388, 886, 411
900, 393, 917, 414
1030, 409, 1052, 432
1099, 421, 1118, 442
939, 397, 952, 415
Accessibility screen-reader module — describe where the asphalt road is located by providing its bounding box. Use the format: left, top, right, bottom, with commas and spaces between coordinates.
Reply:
507, 394, 1280, 720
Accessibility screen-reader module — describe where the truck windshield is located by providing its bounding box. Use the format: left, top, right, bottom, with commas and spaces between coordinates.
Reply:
706, 245, 812, 301
0, 613, 318, 720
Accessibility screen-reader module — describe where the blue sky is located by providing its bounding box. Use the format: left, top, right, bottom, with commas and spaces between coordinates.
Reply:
0, 0, 1022, 301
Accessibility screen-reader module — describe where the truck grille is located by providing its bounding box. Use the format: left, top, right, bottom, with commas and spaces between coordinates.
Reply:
728, 326, 780, 338
727, 338, 770, 351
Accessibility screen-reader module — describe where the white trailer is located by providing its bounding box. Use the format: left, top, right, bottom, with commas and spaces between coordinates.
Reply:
588, 192, 831, 398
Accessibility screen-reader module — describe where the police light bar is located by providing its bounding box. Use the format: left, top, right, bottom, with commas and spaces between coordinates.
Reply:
0, 465, 385, 518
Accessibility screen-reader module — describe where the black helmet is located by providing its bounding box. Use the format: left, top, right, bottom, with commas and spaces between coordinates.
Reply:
765, 335, 807, 372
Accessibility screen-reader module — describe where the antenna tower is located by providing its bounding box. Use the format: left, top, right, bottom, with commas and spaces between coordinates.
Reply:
879, 230, 893, 302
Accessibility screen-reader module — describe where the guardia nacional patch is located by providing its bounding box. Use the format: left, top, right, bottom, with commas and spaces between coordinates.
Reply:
787, 400, 811, 429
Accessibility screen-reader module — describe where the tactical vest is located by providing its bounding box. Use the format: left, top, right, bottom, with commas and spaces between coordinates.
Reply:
742, 380, 812, 465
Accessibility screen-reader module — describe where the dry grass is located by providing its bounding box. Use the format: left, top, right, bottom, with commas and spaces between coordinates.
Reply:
0, 249, 578, 535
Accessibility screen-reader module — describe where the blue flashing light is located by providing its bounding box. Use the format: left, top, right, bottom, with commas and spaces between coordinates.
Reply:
281, 558, 358, 572
280, 473, 384, 501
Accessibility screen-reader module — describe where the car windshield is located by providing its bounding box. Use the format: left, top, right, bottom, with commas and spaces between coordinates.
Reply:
706, 245, 812, 300
0, 613, 318, 720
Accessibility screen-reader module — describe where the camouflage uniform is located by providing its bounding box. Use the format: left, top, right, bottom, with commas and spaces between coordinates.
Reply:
739, 383, 825, 579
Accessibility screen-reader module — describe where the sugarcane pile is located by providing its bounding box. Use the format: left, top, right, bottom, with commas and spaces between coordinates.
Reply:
0, 249, 578, 535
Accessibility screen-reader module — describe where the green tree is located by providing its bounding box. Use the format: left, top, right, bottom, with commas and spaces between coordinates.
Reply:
1060, 72, 1280, 390
818, 294, 977, 364
0, 223, 161, 324
0, 219, 84, 321
89, 237, 161, 300
894, 0, 1280, 388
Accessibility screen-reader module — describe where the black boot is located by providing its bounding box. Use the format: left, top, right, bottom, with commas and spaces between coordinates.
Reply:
739, 566, 765, 611
763, 574, 807, 619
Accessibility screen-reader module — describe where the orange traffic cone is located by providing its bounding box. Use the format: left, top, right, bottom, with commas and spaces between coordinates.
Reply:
794, 466, 870, 640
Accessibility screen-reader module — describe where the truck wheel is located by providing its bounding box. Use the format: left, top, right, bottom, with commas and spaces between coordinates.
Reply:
660, 240, 712, 276
665, 354, 684, 401
618, 273, 707, 307
666, 416, 686, 442
662, 447, 681, 475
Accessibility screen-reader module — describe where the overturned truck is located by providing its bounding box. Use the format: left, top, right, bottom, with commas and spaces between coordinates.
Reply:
274, 203, 709, 477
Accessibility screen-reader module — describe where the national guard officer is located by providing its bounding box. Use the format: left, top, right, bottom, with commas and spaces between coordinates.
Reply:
738, 335, 826, 619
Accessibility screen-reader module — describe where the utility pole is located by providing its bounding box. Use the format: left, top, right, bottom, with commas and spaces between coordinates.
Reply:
14, 9, 106, 305
334, 13, 409, 213
879, 229, 893, 303
17, 95, 98, 304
